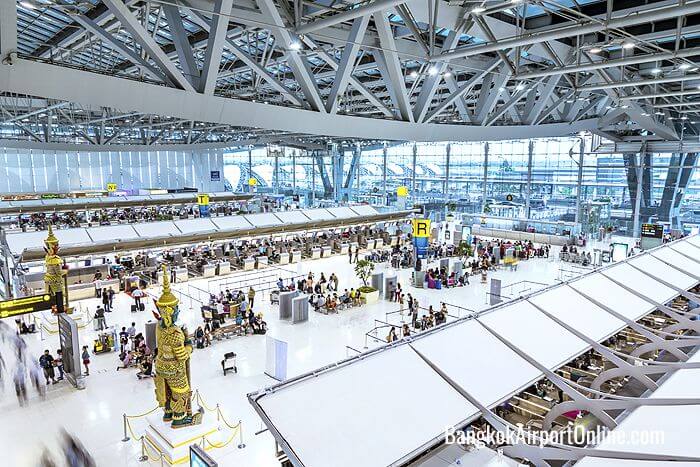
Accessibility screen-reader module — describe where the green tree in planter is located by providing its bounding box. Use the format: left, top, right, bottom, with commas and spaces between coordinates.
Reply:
456, 240, 472, 258
354, 259, 376, 293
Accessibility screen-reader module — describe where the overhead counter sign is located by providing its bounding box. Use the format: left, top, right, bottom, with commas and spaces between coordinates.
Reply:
412, 219, 431, 259
0, 294, 54, 319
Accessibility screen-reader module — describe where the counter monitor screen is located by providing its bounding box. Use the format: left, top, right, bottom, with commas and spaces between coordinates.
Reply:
641, 223, 664, 239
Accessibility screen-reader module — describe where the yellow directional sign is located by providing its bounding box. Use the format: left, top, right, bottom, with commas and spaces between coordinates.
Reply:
248, 178, 258, 187
196, 194, 210, 206
397, 186, 408, 197
412, 219, 431, 238
0, 294, 53, 319
106, 183, 118, 192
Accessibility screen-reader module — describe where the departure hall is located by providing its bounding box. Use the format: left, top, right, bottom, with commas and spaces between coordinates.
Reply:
2, 0, 700, 466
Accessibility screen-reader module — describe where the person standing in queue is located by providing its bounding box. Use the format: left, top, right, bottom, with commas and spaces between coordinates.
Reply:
348, 246, 353, 264
102, 286, 111, 312
248, 286, 256, 310
81, 346, 91, 376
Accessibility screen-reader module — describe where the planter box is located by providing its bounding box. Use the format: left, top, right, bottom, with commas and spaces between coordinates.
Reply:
360, 289, 380, 305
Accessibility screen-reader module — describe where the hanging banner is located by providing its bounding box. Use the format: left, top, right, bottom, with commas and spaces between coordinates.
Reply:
197, 193, 210, 217
412, 218, 431, 259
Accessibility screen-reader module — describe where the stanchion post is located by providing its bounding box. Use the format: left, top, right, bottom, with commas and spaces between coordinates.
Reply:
237, 421, 246, 449
216, 404, 220, 422
122, 414, 130, 442
139, 437, 148, 462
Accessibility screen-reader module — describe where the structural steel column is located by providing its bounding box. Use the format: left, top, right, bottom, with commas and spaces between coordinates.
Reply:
292, 150, 296, 192
274, 149, 280, 194
525, 140, 534, 219
247, 148, 253, 182
382, 144, 388, 205
444, 143, 451, 198
311, 152, 316, 206
411, 143, 418, 201
574, 138, 584, 226
633, 153, 643, 238
482, 142, 489, 213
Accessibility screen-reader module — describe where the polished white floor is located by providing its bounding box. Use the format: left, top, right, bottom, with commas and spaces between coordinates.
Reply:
0, 249, 578, 466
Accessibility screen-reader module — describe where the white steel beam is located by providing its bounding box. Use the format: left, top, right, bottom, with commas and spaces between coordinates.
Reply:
295, 0, 409, 35
413, 30, 461, 123
162, 5, 201, 88
256, 0, 326, 112
199, 0, 234, 94
302, 37, 394, 118
0, 58, 599, 142
71, 14, 168, 83
102, 0, 194, 91
186, 9, 304, 107
326, 16, 370, 114
374, 12, 413, 122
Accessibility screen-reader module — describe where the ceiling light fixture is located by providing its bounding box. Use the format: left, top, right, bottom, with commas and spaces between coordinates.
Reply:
650, 68, 662, 74
655, 111, 665, 115
428, 66, 439, 76
589, 47, 602, 54
410, 70, 418, 78
515, 83, 525, 91
19, 0, 37, 9
472, 6, 486, 13
622, 42, 635, 50
443, 71, 452, 78
679, 63, 692, 70
289, 41, 302, 51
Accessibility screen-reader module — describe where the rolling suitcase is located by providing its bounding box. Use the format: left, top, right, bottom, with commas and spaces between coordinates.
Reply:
131, 304, 137, 313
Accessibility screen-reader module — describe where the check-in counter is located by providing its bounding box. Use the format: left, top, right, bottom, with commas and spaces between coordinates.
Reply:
174, 266, 188, 282
147, 255, 158, 267
375, 238, 384, 249
97, 278, 120, 293
256, 256, 269, 268
366, 238, 376, 250
202, 262, 216, 278
390, 236, 398, 246
243, 257, 256, 270
156, 269, 164, 284
68, 282, 96, 300
278, 251, 290, 265
339, 242, 349, 255
291, 250, 302, 263
321, 245, 332, 257
217, 261, 231, 275
311, 246, 322, 259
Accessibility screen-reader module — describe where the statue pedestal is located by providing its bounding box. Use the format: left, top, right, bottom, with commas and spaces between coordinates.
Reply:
144, 414, 220, 465
39, 310, 88, 335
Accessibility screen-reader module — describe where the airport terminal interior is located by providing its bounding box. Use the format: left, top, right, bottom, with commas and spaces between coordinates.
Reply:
3, 0, 700, 466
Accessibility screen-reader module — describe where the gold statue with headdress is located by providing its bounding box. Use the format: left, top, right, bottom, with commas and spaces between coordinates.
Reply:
43, 224, 66, 303
154, 265, 202, 428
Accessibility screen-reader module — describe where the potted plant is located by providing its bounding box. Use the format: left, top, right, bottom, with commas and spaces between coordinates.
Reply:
354, 259, 379, 304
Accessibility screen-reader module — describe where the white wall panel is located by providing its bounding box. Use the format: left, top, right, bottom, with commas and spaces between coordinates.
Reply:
0, 147, 225, 194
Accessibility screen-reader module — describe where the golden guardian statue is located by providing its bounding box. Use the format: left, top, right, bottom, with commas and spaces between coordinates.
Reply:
154, 265, 202, 428
43, 224, 66, 303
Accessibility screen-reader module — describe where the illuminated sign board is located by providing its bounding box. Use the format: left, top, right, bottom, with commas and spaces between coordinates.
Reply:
0, 294, 54, 319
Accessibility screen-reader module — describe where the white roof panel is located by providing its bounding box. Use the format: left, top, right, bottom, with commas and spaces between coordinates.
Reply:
210, 216, 254, 231
244, 213, 283, 227
273, 210, 310, 225
173, 218, 218, 235
304, 208, 335, 221
87, 225, 140, 243
7, 228, 93, 256
603, 262, 677, 304
686, 234, 700, 247
657, 244, 700, 277
326, 206, 359, 219
569, 273, 654, 322
256, 345, 476, 467
529, 285, 626, 342
479, 301, 587, 369
132, 221, 180, 238
412, 320, 540, 406
628, 254, 696, 291
350, 205, 379, 216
